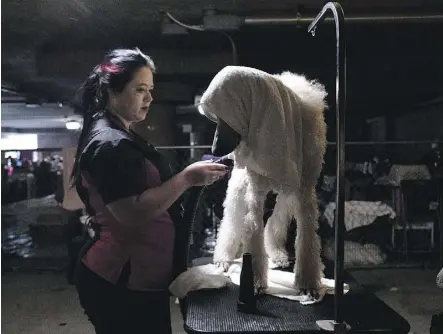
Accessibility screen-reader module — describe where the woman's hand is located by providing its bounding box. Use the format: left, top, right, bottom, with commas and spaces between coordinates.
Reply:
180, 161, 228, 187
106, 161, 229, 226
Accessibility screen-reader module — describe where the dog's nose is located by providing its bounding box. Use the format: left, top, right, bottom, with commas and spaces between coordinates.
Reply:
212, 119, 241, 156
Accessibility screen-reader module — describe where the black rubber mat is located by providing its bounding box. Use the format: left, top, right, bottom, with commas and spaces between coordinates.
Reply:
184, 269, 410, 333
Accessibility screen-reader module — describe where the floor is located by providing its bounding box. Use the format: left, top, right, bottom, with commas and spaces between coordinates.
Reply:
351, 268, 443, 334
2, 195, 442, 333
2, 268, 442, 334
1, 271, 186, 334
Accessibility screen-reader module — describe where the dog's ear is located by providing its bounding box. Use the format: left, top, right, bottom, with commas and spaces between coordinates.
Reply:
212, 119, 241, 156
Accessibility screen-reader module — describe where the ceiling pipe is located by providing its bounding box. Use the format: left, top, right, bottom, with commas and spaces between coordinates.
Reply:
165, 12, 238, 65
244, 14, 443, 26
1, 96, 27, 103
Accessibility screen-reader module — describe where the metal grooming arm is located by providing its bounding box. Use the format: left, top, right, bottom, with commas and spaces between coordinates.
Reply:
308, 2, 347, 332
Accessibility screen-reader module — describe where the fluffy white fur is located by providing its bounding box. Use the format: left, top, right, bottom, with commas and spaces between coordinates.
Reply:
202, 67, 327, 297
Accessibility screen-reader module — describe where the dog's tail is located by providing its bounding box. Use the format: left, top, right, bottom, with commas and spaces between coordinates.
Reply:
273, 72, 328, 114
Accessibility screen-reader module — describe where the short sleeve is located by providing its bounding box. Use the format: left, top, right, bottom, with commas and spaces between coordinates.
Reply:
83, 139, 148, 205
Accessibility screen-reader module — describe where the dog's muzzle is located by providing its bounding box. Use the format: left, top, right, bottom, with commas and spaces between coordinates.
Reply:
212, 118, 241, 157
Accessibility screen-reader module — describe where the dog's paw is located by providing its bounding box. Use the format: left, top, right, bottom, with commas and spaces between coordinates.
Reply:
294, 272, 322, 299
253, 268, 268, 295
214, 261, 231, 272
295, 287, 321, 300
254, 284, 267, 295
269, 252, 290, 268
254, 279, 268, 295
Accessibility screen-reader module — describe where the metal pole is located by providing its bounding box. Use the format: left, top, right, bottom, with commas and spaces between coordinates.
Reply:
156, 145, 212, 150
153, 141, 443, 150
245, 14, 443, 25
308, 2, 348, 333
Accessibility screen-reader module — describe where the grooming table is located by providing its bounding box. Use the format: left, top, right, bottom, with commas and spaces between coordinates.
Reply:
182, 5, 409, 331
183, 261, 410, 334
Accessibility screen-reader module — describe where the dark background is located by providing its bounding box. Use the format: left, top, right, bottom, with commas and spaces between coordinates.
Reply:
2, 0, 443, 146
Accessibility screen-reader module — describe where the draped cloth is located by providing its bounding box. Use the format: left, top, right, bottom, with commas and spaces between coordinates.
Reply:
198, 66, 327, 191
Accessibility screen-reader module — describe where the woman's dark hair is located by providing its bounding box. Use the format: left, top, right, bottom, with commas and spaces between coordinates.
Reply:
70, 47, 155, 185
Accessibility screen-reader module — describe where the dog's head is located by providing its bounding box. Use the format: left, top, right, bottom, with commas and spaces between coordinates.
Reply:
198, 66, 255, 157
198, 66, 327, 158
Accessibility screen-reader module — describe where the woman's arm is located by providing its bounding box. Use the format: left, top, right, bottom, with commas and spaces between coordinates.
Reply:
106, 170, 189, 226
85, 140, 227, 227
107, 161, 227, 226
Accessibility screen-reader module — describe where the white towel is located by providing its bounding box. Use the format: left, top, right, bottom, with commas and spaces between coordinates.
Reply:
169, 258, 349, 306
198, 66, 327, 190
323, 201, 396, 231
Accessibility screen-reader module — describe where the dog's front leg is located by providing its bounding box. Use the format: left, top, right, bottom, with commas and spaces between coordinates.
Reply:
214, 168, 247, 271
242, 175, 268, 294
264, 193, 293, 268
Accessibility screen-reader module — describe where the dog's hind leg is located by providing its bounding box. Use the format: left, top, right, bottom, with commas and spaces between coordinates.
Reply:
214, 167, 248, 271
264, 193, 293, 268
242, 171, 269, 293
293, 186, 323, 297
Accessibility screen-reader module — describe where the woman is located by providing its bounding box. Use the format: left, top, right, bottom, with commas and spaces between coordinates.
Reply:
71, 48, 227, 334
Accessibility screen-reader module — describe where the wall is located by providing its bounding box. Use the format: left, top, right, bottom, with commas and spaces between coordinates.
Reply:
1, 131, 80, 150
394, 105, 443, 141
366, 116, 387, 142
37, 132, 79, 149
132, 104, 176, 146
392, 103, 443, 163
132, 104, 180, 166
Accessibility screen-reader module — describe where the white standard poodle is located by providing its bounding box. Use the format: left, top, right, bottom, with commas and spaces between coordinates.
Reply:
198, 66, 328, 297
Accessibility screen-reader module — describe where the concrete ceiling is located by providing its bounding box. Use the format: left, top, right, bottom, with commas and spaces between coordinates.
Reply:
2, 0, 443, 129
1, 103, 82, 130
